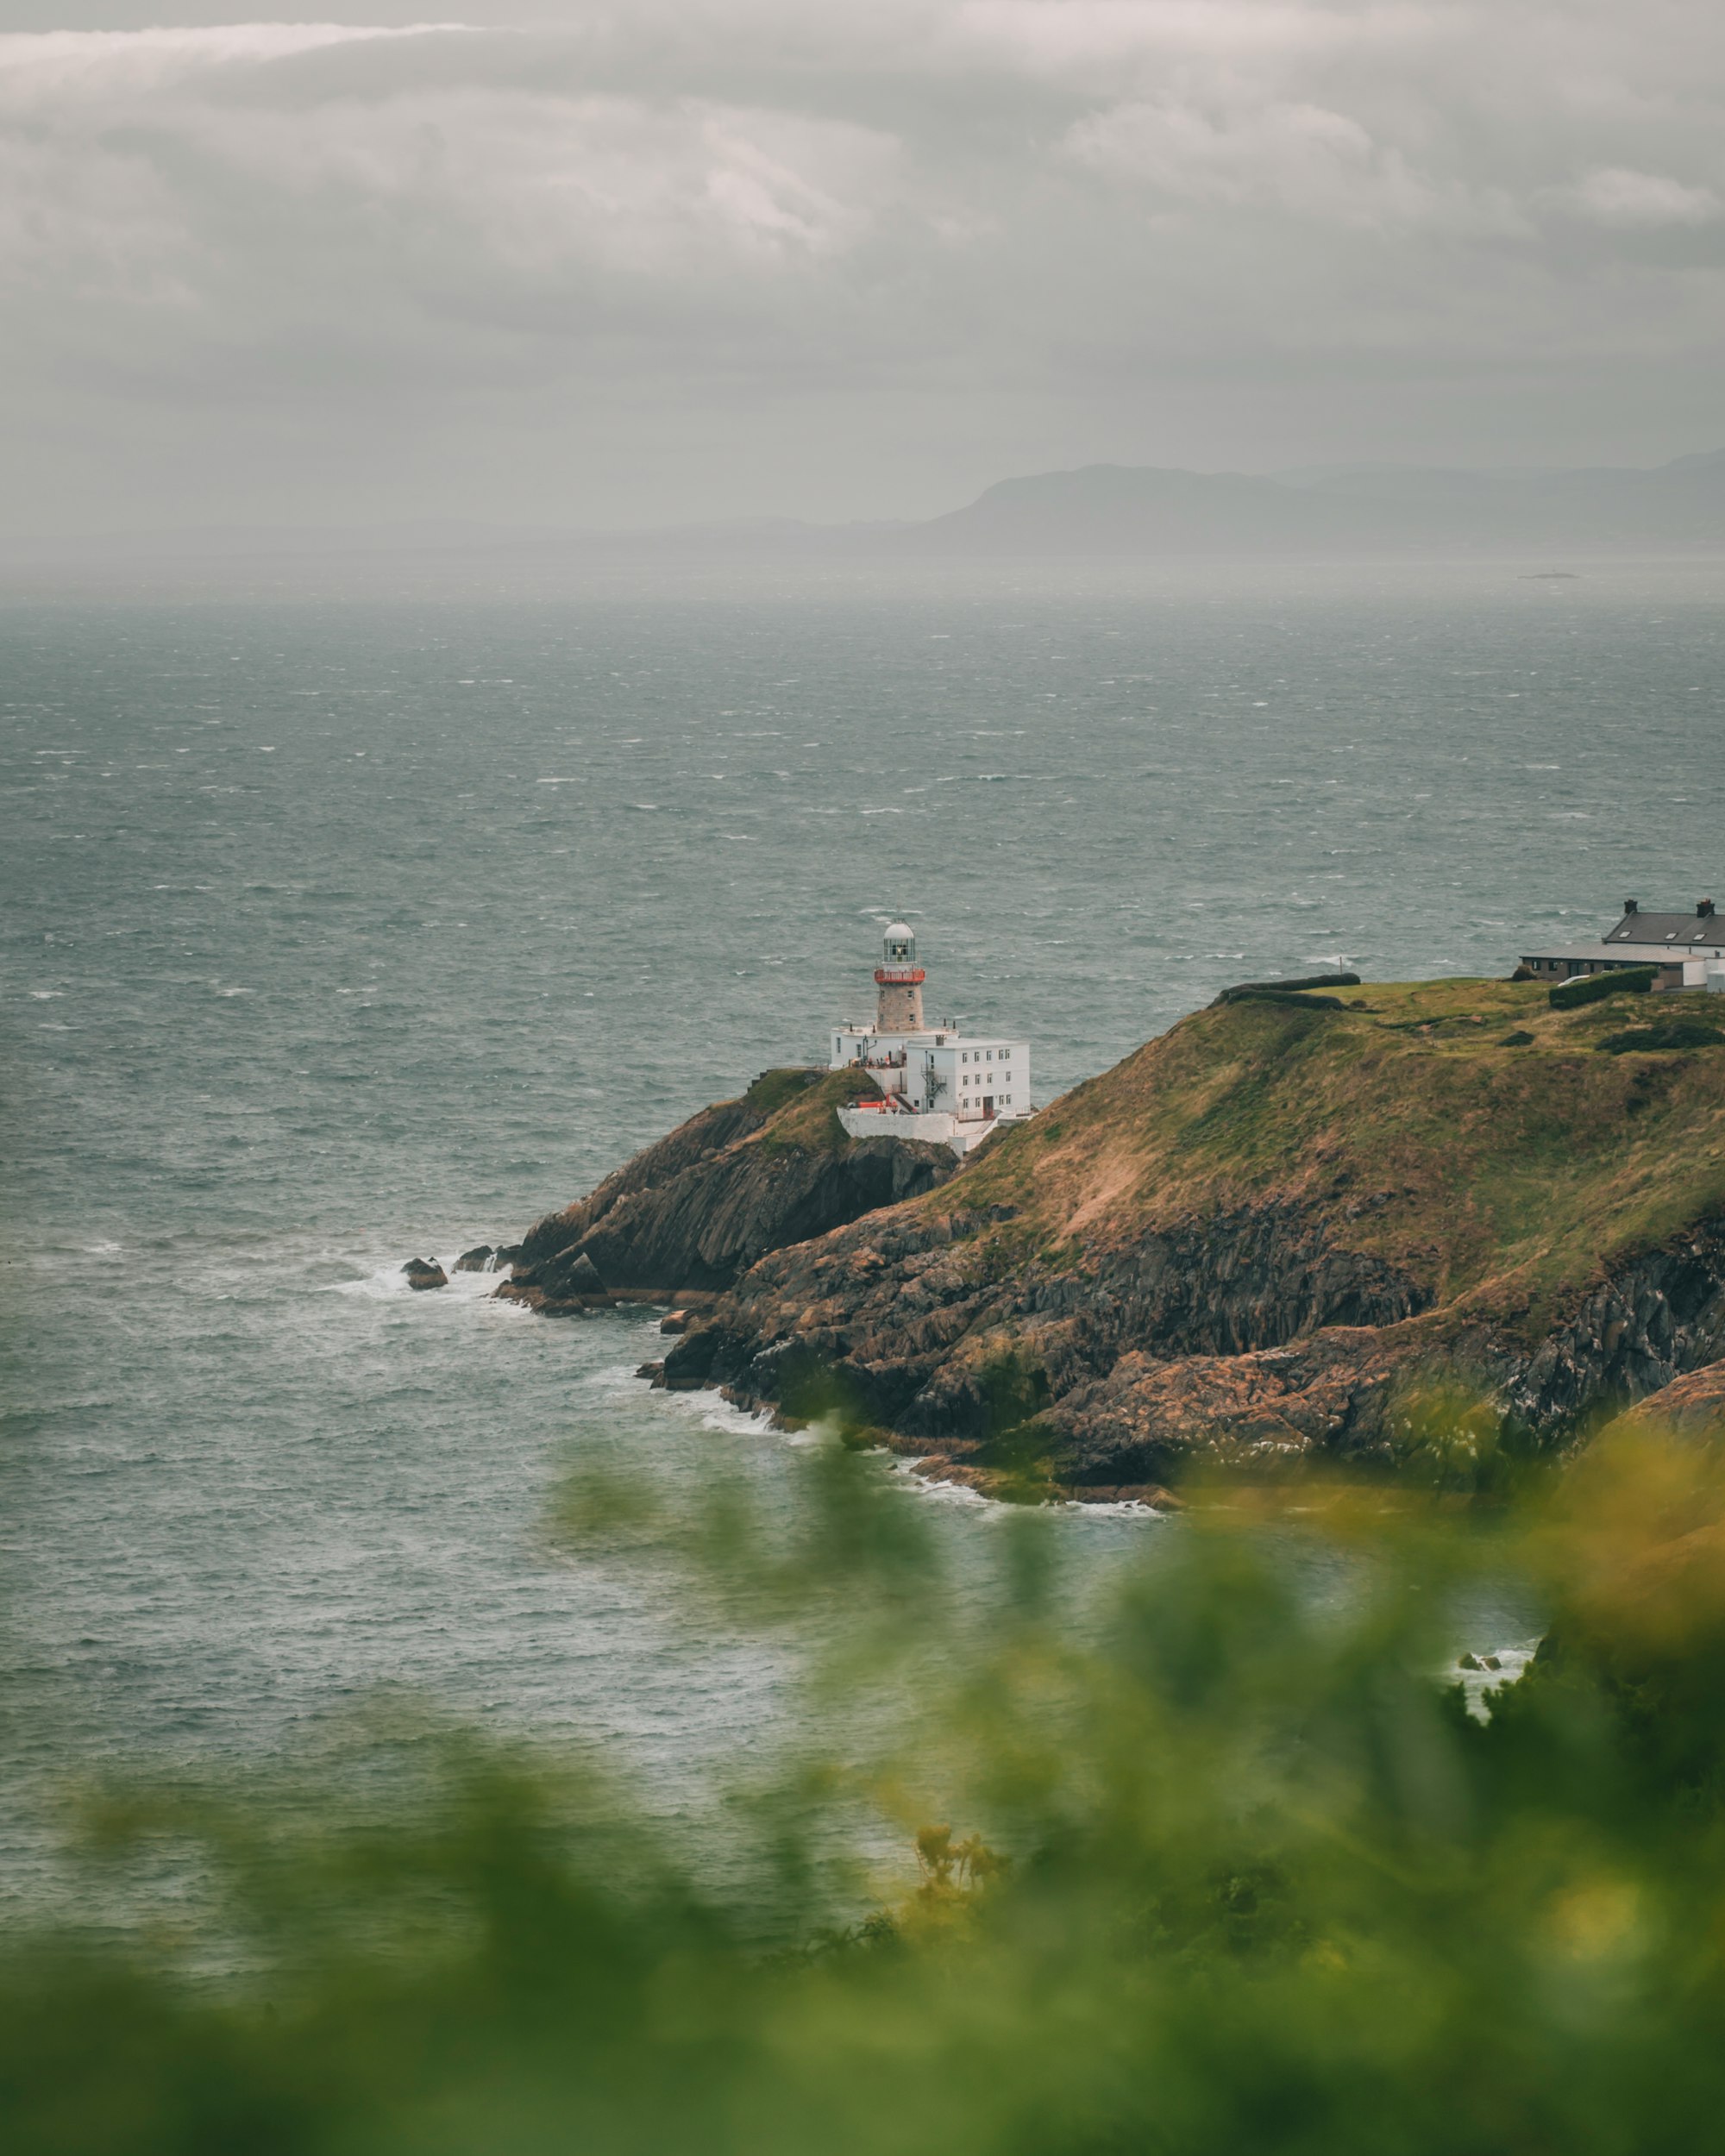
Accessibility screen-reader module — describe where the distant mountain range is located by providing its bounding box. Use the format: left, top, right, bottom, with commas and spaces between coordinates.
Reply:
894, 450, 1725, 556
13, 451, 1725, 567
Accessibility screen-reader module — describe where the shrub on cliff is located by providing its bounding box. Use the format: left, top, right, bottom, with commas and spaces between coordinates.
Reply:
1549, 965, 1658, 1010
1213, 971, 1361, 1006
1597, 1018, 1725, 1055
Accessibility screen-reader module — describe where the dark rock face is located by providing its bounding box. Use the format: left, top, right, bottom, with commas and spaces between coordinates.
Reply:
1508, 1219, 1725, 1424
661, 1196, 1429, 1446
511, 1093, 776, 1278
555, 1251, 607, 1299
404, 1258, 448, 1291
454, 1245, 512, 1274
662, 1200, 1725, 1487
1047, 1330, 1405, 1483
501, 1072, 960, 1313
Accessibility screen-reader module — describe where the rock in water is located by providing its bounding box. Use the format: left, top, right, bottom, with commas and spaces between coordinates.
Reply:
453, 1245, 494, 1273
403, 1258, 448, 1291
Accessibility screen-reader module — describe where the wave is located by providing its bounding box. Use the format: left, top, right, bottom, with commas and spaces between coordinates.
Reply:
326, 1252, 520, 1303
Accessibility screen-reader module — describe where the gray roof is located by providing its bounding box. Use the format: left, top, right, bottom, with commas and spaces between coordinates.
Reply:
1603, 906, 1725, 950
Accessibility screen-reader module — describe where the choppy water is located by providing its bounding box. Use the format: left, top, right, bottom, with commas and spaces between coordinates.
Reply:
3, 555, 1718, 1885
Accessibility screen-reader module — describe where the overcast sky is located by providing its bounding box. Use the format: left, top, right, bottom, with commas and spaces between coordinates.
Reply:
2, 2, 1722, 532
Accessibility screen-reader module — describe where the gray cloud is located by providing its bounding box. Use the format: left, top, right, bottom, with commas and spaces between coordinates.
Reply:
2, 3, 1722, 530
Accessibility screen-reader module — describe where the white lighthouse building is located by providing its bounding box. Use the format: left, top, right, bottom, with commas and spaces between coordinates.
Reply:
830, 923, 1032, 1158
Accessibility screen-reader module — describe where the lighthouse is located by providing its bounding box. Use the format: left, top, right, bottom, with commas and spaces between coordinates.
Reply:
875, 922, 925, 1033
830, 923, 1032, 1158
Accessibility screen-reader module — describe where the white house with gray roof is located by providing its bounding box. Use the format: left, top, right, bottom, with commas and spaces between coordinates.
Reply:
1521, 899, 1725, 992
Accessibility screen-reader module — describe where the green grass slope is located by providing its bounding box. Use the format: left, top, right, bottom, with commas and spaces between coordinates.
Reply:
941, 978, 1725, 1340
748, 1064, 884, 1155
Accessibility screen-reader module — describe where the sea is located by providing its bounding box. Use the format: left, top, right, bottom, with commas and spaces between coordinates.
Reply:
3, 550, 1720, 1908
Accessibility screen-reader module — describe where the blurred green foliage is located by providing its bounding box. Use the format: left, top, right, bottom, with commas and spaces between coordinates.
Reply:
9, 1423, 1725, 2154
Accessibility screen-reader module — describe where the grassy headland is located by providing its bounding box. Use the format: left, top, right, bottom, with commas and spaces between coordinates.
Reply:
955, 977, 1725, 1331
668, 979, 1725, 1482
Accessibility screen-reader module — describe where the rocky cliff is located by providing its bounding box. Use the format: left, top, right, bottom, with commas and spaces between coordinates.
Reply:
500, 1066, 959, 1313
661, 978, 1725, 1489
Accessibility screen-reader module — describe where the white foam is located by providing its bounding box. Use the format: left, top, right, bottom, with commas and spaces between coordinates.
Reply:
441, 1261, 514, 1300
888, 1456, 996, 1507
646, 1385, 769, 1438
603, 1357, 816, 1443
1059, 1497, 1166, 1520
899, 1463, 994, 1508
1452, 1639, 1540, 1719
329, 1267, 411, 1300
326, 1252, 520, 1304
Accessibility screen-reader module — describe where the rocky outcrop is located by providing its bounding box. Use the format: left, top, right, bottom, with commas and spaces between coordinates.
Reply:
1600, 1357, 1725, 1441
1047, 1330, 1408, 1481
1506, 1221, 1725, 1424
500, 1067, 961, 1313
404, 1258, 447, 1291
549, 1251, 606, 1300
662, 1194, 1428, 1436
668, 1204, 1725, 1487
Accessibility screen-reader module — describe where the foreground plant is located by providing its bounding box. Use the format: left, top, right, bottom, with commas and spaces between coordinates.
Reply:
6, 1427, 1725, 2154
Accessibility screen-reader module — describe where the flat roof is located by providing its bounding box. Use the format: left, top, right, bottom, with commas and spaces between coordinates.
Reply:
1522, 942, 1710, 965
836, 1026, 1025, 1044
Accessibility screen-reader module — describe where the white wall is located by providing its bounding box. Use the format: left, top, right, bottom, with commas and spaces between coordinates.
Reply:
945, 1038, 1029, 1119
834, 1027, 1031, 1119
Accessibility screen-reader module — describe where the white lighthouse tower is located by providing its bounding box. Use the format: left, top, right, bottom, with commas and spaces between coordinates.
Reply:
830, 923, 1032, 1158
